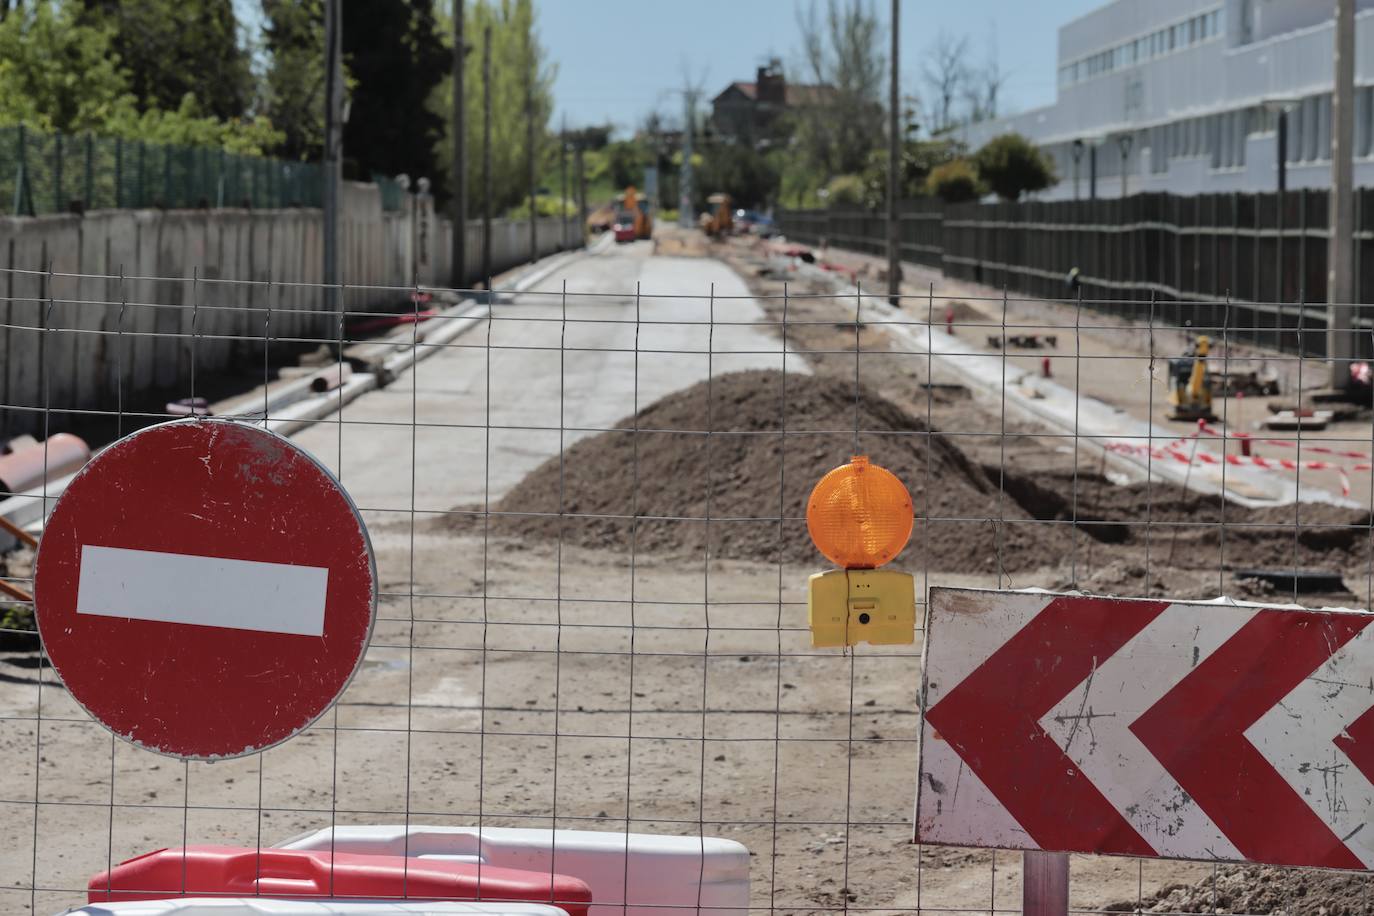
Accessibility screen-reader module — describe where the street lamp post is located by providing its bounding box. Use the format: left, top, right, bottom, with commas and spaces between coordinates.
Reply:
1071, 140, 1085, 200
1116, 133, 1133, 198
1262, 97, 1300, 307
1262, 97, 1300, 195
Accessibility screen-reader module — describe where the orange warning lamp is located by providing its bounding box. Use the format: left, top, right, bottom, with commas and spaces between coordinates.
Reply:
807, 455, 913, 568
805, 456, 916, 648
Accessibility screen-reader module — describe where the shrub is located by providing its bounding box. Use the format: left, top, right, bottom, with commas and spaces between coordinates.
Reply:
925, 160, 984, 203
973, 133, 1056, 201
824, 174, 867, 207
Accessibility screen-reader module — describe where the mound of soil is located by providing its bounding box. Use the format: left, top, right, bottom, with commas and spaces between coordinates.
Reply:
444, 369, 1070, 573
446, 368, 1374, 583
1123, 865, 1374, 915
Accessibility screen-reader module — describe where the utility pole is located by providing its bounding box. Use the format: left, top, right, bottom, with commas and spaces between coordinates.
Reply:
560, 116, 568, 249
576, 144, 586, 244
886, 0, 900, 306
482, 24, 493, 290
1329, 0, 1355, 389
450, 0, 466, 290
526, 36, 537, 262
679, 90, 695, 228
322, 0, 343, 317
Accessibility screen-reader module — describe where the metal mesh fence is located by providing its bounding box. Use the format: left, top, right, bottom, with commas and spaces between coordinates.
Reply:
0, 124, 323, 216
1, 233, 1373, 914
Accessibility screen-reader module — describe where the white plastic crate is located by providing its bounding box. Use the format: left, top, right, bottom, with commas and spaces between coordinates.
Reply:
275, 827, 750, 916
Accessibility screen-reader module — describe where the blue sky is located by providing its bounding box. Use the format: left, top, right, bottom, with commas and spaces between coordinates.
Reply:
536, 0, 1106, 133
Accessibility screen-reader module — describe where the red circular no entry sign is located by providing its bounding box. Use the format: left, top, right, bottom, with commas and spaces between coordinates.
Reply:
34, 419, 376, 759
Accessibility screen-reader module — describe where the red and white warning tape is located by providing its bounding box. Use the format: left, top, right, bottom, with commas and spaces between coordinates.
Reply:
1105, 437, 1354, 496
1195, 420, 1372, 461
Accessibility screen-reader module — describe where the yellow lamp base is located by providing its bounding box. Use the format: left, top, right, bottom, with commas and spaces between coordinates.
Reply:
807, 568, 915, 648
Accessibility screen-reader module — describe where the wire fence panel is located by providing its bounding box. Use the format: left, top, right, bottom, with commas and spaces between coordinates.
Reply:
0, 124, 324, 216
2, 232, 1374, 915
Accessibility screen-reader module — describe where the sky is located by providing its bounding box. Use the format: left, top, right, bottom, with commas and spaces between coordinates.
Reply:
537, 0, 1107, 134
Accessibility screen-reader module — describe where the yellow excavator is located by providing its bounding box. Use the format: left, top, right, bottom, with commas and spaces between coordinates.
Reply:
702, 193, 733, 238
622, 186, 653, 240
1168, 335, 1217, 421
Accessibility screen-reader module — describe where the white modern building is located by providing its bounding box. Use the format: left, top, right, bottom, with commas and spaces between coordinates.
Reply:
960, 0, 1374, 198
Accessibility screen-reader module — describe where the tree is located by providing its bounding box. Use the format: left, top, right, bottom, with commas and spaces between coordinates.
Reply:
261, 0, 329, 161
0, 2, 131, 132
859, 137, 963, 206
343, 0, 448, 189
824, 173, 865, 207
792, 0, 885, 180
695, 142, 778, 210
0, 2, 279, 153
964, 25, 1007, 123
431, 0, 555, 214
973, 133, 1055, 201
925, 159, 983, 203
83, 0, 253, 121
922, 31, 968, 134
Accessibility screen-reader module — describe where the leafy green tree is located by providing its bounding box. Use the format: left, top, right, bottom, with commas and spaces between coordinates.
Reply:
260, 0, 329, 161
789, 0, 885, 189
859, 137, 963, 206
344, 0, 448, 189
824, 173, 866, 207
107, 93, 283, 154
431, 0, 555, 214
83, 0, 253, 121
0, 2, 131, 132
973, 132, 1055, 201
605, 140, 646, 190
696, 142, 778, 210
0, 3, 279, 154
925, 159, 984, 203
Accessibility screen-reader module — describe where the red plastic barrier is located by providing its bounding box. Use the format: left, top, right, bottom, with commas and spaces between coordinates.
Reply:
89, 845, 593, 915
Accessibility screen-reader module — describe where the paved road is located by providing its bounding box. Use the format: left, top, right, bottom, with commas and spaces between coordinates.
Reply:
293, 240, 794, 518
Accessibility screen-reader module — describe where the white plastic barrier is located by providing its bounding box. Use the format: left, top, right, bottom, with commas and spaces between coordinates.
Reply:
275, 827, 750, 916
62, 900, 569, 916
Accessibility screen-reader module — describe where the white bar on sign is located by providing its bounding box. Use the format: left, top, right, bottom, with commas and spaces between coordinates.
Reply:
76, 545, 328, 636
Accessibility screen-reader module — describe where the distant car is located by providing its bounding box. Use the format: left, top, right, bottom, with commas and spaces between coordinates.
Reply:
732, 209, 775, 237
613, 212, 636, 243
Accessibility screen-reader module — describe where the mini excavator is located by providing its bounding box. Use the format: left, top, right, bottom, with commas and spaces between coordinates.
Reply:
1168, 334, 1217, 422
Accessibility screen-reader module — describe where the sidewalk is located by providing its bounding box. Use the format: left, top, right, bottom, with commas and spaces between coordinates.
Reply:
802, 240, 1368, 513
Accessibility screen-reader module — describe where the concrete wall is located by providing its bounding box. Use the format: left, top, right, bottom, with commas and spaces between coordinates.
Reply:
0, 182, 581, 437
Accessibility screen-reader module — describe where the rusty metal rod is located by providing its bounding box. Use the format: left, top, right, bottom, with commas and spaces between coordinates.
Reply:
0, 515, 37, 550
0, 577, 33, 603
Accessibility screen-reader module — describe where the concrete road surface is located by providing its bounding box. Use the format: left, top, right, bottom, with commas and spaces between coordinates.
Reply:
292, 240, 796, 518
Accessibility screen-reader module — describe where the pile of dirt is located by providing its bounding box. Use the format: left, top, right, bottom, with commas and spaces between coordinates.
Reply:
1121, 865, 1374, 915
444, 369, 1072, 573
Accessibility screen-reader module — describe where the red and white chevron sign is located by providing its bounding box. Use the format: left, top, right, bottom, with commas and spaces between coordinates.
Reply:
916, 588, 1374, 869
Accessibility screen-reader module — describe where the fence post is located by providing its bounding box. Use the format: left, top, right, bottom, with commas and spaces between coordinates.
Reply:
84, 132, 93, 210
1023, 851, 1069, 916
54, 131, 63, 213
13, 124, 32, 216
